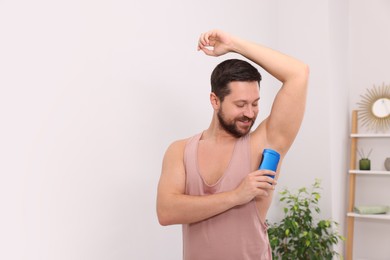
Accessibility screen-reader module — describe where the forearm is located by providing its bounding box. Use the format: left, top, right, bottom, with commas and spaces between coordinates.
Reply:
157, 190, 238, 226
231, 36, 308, 83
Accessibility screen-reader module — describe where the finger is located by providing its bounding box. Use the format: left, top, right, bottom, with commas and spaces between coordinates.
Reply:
266, 176, 277, 185
199, 46, 217, 57
197, 33, 211, 51
253, 176, 277, 187
197, 35, 205, 50
256, 180, 276, 190
200, 32, 210, 46
253, 169, 276, 177
208, 29, 218, 40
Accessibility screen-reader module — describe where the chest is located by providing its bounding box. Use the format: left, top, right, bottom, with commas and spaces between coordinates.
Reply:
197, 141, 236, 186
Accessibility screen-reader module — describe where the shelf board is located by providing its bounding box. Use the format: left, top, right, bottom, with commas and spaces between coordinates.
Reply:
350, 133, 390, 138
349, 170, 390, 175
347, 212, 390, 220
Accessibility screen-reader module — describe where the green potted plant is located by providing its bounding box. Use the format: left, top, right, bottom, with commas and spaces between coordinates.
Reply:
267, 179, 344, 260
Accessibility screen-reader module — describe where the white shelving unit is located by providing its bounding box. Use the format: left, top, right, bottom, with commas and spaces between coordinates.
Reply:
349, 170, 390, 175
347, 212, 390, 221
350, 133, 390, 138
346, 110, 390, 260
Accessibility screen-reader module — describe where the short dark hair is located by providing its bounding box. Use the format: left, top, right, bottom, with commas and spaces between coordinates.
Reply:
210, 59, 261, 102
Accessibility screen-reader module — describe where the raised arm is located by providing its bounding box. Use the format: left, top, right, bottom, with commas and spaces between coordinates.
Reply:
198, 30, 309, 154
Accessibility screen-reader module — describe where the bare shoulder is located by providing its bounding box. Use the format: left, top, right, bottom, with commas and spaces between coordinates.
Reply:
158, 138, 190, 196
163, 138, 189, 160
161, 137, 191, 176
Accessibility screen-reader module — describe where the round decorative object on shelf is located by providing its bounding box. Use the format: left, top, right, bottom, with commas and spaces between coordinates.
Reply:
385, 158, 390, 171
357, 83, 390, 132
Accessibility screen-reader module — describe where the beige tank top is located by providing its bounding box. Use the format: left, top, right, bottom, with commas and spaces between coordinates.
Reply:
182, 133, 272, 260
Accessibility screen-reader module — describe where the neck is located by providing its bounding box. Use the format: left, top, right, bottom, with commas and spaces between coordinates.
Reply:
202, 116, 238, 143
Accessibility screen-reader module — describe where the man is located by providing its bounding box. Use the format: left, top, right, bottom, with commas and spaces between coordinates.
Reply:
157, 29, 309, 259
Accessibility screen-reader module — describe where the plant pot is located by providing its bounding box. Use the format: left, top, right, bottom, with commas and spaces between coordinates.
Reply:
359, 159, 371, 170
385, 158, 390, 171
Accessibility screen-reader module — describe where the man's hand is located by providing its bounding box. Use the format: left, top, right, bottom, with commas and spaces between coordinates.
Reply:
233, 170, 277, 206
197, 29, 235, 57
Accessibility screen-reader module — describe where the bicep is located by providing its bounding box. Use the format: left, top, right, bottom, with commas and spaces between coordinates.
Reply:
157, 141, 187, 201
257, 77, 308, 154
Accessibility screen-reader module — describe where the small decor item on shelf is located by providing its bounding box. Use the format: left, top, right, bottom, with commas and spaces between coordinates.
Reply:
385, 157, 390, 171
358, 148, 372, 170
359, 158, 371, 170
357, 83, 390, 132
354, 205, 390, 215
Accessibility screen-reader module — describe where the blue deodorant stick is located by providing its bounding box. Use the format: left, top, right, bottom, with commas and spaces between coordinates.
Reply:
258, 149, 280, 178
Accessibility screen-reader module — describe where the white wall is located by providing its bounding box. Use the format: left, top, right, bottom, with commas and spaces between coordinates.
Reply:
328, 0, 349, 256
266, 1, 350, 257
4, 0, 385, 259
0, 1, 280, 259
269, 0, 335, 219
348, 1, 390, 259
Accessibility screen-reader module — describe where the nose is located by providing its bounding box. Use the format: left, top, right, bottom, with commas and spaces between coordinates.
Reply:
244, 106, 255, 119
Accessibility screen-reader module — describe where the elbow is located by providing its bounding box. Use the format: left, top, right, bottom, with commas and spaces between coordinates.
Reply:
295, 63, 310, 87
157, 206, 175, 226
157, 214, 170, 226
157, 194, 179, 226
302, 63, 310, 81
297, 63, 310, 81
303, 63, 310, 79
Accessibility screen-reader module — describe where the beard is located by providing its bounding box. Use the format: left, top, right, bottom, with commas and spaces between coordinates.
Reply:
217, 109, 255, 138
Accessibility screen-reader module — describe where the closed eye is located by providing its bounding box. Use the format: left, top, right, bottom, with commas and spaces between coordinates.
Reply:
235, 101, 246, 108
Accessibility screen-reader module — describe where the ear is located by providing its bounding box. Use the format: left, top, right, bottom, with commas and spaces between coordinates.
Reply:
210, 92, 220, 110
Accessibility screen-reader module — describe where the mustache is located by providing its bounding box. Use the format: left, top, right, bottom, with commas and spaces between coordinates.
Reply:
238, 116, 254, 122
